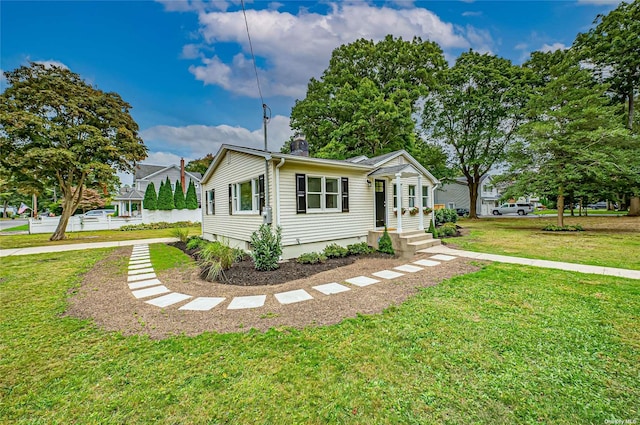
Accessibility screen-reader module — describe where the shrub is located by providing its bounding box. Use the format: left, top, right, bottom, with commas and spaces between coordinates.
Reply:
439, 222, 458, 237
171, 227, 189, 243
119, 221, 197, 231
377, 227, 395, 255
173, 180, 186, 209
185, 181, 198, 210
427, 218, 435, 234
542, 224, 584, 232
297, 252, 327, 264
250, 224, 282, 271
347, 242, 374, 256
435, 208, 458, 225
323, 243, 349, 258
198, 240, 243, 281
143, 182, 157, 210
186, 236, 205, 250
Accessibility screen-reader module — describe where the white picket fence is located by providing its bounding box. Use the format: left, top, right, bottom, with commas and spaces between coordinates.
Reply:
28, 208, 202, 234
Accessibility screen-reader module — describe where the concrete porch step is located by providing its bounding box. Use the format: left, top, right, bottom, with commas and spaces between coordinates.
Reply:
399, 232, 434, 244
408, 239, 441, 251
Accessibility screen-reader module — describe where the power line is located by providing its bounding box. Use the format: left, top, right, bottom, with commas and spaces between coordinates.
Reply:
240, 0, 265, 107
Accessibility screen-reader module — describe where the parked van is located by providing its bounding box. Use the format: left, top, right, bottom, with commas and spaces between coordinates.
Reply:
81, 209, 116, 219
491, 203, 533, 216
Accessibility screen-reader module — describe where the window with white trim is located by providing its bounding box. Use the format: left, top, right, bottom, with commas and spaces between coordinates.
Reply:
422, 186, 429, 208
307, 176, 340, 212
233, 178, 259, 213
206, 190, 215, 215
408, 185, 416, 208
393, 185, 398, 208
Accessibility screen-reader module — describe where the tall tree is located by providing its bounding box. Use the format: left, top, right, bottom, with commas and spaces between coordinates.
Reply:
0, 63, 147, 240
173, 179, 186, 209
290, 35, 447, 166
574, 0, 640, 215
421, 51, 528, 218
185, 180, 198, 210
185, 154, 214, 175
157, 176, 174, 210
143, 182, 157, 210
505, 50, 633, 227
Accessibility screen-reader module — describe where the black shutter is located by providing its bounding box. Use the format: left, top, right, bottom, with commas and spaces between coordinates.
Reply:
341, 177, 349, 212
296, 173, 306, 214
228, 184, 233, 215
258, 174, 265, 213
212, 189, 215, 215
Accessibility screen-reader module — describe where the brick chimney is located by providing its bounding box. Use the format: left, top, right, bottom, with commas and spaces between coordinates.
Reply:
290, 133, 309, 157
180, 158, 186, 193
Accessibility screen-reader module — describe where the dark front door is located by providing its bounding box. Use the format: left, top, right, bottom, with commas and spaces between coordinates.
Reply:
375, 179, 386, 228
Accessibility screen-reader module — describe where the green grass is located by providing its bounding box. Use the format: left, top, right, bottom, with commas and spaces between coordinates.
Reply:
0, 224, 28, 232
0, 226, 202, 249
1, 251, 638, 424
148, 243, 196, 273
533, 209, 627, 216
452, 216, 640, 270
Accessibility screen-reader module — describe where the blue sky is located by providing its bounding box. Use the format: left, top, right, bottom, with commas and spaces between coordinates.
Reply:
1, 0, 621, 184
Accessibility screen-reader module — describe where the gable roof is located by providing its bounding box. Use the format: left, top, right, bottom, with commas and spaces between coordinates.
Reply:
134, 164, 202, 182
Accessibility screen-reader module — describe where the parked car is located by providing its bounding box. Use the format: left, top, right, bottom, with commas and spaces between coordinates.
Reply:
491, 203, 533, 216
80, 209, 116, 219
586, 201, 608, 210
455, 208, 469, 217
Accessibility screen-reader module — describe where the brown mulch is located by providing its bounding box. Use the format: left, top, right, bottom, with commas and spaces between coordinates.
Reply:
65, 245, 485, 339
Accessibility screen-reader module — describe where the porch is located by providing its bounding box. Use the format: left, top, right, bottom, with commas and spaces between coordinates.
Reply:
367, 229, 441, 259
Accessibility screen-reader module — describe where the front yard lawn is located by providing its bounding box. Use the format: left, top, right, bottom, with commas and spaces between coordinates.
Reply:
452, 216, 640, 270
1, 250, 637, 424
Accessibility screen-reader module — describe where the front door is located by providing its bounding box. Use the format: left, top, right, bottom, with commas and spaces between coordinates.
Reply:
375, 179, 386, 228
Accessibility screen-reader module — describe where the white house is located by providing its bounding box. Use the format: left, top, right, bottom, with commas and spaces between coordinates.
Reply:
200, 139, 441, 259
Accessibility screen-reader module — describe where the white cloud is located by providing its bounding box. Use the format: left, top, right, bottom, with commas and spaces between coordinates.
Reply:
539, 42, 567, 53
576, 0, 621, 5
140, 114, 293, 160
34, 60, 69, 69
462, 11, 482, 17
181, 44, 202, 59
185, 3, 492, 98
514, 42, 528, 50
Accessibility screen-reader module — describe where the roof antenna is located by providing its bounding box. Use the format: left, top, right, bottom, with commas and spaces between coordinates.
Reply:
241, 0, 272, 224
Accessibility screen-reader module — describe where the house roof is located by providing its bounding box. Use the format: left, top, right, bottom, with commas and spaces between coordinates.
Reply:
368, 164, 420, 177
114, 188, 145, 201
201, 144, 441, 186
134, 164, 202, 182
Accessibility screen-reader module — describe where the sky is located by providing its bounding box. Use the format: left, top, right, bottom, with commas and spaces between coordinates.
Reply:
1, 0, 622, 185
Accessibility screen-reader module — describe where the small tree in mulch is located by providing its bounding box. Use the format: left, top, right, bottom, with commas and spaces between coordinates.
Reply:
377, 227, 395, 255
174, 180, 186, 209
250, 224, 282, 271
157, 177, 174, 210
427, 218, 435, 234
185, 181, 198, 209
143, 182, 157, 210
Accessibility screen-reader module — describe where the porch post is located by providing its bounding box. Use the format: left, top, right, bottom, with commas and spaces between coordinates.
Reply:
395, 173, 402, 233
418, 175, 424, 230
128, 200, 132, 216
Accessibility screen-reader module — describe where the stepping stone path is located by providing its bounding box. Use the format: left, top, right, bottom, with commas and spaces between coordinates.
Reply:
126, 244, 459, 311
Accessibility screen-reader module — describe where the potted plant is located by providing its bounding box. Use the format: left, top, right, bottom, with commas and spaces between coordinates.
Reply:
409, 207, 419, 216
393, 208, 407, 216
422, 207, 433, 215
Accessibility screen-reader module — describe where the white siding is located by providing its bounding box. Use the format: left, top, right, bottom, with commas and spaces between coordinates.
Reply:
278, 162, 372, 249
201, 151, 273, 249
384, 174, 433, 230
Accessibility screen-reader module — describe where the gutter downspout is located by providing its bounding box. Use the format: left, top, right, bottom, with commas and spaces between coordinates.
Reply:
275, 158, 285, 226
431, 182, 439, 229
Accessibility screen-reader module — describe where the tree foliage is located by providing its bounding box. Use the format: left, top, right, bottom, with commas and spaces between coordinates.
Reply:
157, 176, 174, 210
185, 180, 198, 210
504, 50, 634, 226
75, 186, 107, 212
185, 154, 214, 175
0, 63, 147, 239
290, 35, 448, 170
173, 180, 186, 209
422, 51, 528, 218
143, 182, 157, 210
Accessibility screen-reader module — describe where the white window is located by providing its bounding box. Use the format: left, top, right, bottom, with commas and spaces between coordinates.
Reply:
233, 178, 259, 213
408, 185, 416, 208
307, 176, 340, 211
206, 190, 215, 215
393, 185, 398, 208
448, 202, 455, 209
422, 186, 429, 208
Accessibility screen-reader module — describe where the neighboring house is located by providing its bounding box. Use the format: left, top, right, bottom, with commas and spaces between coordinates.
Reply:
114, 158, 203, 216
200, 139, 441, 259
435, 174, 502, 216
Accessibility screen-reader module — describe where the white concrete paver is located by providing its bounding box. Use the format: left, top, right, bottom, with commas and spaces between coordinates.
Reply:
227, 295, 267, 309
413, 259, 441, 267
128, 263, 153, 270
394, 264, 423, 273
312, 282, 351, 295
345, 276, 380, 287
275, 289, 314, 305
129, 259, 151, 265
372, 270, 405, 280
429, 254, 457, 261
179, 297, 226, 311
127, 272, 157, 282
130, 255, 150, 260
128, 267, 155, 275
129, 278, 163, 289
146, 292, 192, 308
131, 285, 170, 299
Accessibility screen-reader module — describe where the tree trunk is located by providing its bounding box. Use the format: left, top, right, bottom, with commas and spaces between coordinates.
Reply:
50, 195, 77, 240
627, 89, 634, 130
557, 189, 564, 227
468, 179, 480, 219
629, 196, 640, 217
2, 200, 7, 218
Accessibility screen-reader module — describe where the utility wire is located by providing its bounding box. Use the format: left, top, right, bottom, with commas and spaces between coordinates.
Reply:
240, 0, 265, 108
